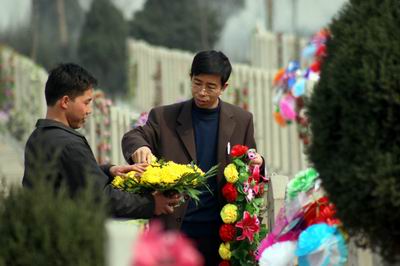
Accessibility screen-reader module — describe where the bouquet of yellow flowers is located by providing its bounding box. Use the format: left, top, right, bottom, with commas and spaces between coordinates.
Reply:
112, 158, 218, 204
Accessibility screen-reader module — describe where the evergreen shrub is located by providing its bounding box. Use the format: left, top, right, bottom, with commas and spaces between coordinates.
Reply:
307, 0, 400, 260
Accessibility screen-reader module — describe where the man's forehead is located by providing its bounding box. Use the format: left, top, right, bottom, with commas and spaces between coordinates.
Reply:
193, 75, 220, 84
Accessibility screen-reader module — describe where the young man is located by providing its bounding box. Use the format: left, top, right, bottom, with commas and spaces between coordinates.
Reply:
22, 63, 178, 218
122, 50, 264, 265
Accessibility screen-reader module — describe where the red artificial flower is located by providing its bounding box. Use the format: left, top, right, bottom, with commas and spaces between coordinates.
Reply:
310, 61, 321, 72
219, 224, 236, 242
303, 196, 341, 226
249, 165, 260, 183
222, 183, 238, 202
231, 145, 249, 157
258, 183, 265, 195
316, 45, 327, 58
235, 211, 260, 242
219, 260, 230, 266
248, 165, 261, 184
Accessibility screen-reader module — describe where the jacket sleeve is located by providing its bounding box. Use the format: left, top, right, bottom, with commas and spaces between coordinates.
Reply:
244, 113, 266, 176
121, 108, 160, 164
61, 142, 155, 219
99, 163, 114, 183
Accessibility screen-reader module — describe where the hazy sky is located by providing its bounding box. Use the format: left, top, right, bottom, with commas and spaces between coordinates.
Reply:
0, 1, 31, 31
216, 0, 348, 61
0, 0, 348, 61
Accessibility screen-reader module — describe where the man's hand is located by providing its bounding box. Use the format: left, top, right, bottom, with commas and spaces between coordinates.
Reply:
152, 191, 181, 215
249, 152, 263, 167
109, 163, 148, 177
132, 146, 153, 164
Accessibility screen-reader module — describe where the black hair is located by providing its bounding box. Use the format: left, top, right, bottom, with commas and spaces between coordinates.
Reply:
45, 63, 97, 106
190, 50, 232, 85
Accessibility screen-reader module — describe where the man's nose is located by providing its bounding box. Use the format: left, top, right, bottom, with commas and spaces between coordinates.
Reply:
198, 87, 207, 95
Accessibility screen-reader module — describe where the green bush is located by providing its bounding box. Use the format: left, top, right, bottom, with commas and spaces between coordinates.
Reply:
0, 178, 107, 266
307, 0, 400, 260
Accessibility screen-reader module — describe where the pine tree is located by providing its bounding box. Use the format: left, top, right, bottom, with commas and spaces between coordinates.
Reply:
78, 0, 128, 95
307, 0, 400, 260
129, 0, 223, 52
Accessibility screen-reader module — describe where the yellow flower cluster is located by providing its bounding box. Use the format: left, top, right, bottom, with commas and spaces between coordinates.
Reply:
224, 163, 239, 183
219, 242, 231, 260
112, 160, 205, 190
140, 161, 204, 185
220, 204, 238, 224
111, 175, 125, 188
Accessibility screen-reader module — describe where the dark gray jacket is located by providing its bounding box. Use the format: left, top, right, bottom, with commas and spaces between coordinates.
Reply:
23, 119, 154, 219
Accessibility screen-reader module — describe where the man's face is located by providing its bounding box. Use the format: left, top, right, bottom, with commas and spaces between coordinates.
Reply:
65, 88, 93, 129
191, 74, 227, 109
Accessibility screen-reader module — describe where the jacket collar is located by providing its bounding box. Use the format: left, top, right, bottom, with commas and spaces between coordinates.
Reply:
176, 100, 196, 162
35, 119, 85, 139
217, 101, 235, 167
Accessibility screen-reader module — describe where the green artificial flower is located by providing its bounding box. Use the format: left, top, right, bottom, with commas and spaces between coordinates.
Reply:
286, 168, 319, 200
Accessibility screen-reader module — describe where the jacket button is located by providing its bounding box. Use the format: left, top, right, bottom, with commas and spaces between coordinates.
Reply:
176, 217, 182, 222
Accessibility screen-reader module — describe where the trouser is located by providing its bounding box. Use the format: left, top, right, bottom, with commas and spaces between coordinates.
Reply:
191, 234, 221, 266
182, 221, 221, 266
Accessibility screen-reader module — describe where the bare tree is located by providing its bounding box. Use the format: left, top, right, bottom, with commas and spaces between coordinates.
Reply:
56, 0, 69, 49
30, 0, 39, 61
266, 0, 274, 31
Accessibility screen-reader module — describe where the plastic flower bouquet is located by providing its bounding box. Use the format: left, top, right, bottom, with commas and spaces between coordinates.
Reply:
257, 168, 348, 266
218, 144, 269, 266
112, 158, 218, 204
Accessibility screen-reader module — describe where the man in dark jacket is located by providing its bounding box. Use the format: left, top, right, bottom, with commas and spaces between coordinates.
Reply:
122, 50, 264, 265
22, 63, 178, 219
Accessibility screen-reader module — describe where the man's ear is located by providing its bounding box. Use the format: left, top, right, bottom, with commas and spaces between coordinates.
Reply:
59, 95, 70, 110
221, 82, 228, 92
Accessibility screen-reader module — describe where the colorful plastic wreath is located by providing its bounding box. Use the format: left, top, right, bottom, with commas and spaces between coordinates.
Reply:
218, 145, 269, 266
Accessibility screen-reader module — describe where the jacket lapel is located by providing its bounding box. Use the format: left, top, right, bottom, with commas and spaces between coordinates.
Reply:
176, 100, 197, 162
217, 101, 236, 180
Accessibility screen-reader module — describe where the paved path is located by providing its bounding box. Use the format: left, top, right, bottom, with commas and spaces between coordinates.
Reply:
0, 133, 24, 188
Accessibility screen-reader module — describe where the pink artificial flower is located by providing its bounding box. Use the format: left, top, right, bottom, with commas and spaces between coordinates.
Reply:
243, 182, 255, 201
235, 211, 260, 242
279, 94, 296, 121
132, 221, 203, 266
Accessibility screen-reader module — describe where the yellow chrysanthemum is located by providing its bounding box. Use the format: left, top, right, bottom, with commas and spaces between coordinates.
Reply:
219, 242, 231, 260
224, 163, 239, 183
140, 166, 163, 184
220, 204, 238, 223
111, 176, 124, 188
126, 171, 138, 179
111, 159, 213, 198
150, 155, 158, 163
139, 161, 203, 185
